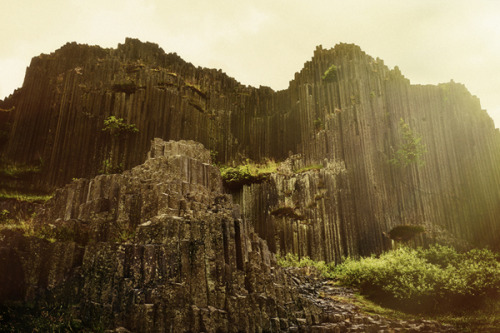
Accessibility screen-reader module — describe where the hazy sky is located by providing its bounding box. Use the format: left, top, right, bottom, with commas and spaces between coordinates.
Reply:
1, 1, 499, 126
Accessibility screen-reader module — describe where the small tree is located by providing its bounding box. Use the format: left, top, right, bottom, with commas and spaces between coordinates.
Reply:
389, 118, 426, 167
102, 116, 139, 137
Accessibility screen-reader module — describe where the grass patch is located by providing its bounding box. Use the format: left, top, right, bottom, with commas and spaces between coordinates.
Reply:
295, 164, 323, 174
0, 163, 41, 179
0, 190, 52, 203
277, 252, 334, 278
219, 160, 278, 190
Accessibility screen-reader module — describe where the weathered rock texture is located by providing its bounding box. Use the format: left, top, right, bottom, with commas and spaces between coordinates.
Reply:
0, 139, 459, 332
1, 38, 500, 260
0, 139, 318, 331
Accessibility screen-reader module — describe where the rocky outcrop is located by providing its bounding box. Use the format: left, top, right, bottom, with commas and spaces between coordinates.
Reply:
0, 139, 459, 332
0, 139, 322, 331
1, 38, 499, 260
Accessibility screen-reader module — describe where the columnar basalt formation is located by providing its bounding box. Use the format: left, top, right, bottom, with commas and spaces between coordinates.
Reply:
0, 139, 461, 332
0, 139, 322, 331
1, 38, 499, 261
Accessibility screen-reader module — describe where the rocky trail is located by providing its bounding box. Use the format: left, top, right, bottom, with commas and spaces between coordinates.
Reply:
285, 268, 457, 333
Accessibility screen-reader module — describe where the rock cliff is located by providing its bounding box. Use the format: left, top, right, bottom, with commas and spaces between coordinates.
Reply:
0, 139, 313, 331
0, 139, 458, 332
1, 37, 499, 262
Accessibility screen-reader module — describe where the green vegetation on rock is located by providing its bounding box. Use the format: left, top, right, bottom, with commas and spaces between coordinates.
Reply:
295, 164, 323, 174
0, 161, 42, 179
332, 245, 499, 312
389, 119, 427, 167
322, 64, 338, 82
102, 116, 139, 137
0, 190, 52, 203
219, 160, 278, 190
278, 245, 500, 331
277, 253, 334, 278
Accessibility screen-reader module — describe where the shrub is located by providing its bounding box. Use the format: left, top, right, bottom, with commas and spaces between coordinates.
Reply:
99, 158, 123, 174
322, 65, 338, 82
102, 116, 139, 137
0, 209, 10, 223
332, 245, 500, 312
277, 252, 334, 278
417, 244, 459, 268
389, 119, 427, 167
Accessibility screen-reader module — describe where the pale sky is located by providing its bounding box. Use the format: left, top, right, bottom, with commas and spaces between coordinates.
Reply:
1, 1, 499, 126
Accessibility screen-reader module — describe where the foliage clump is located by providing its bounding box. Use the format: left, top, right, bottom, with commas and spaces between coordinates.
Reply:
102, 116, 139, 137
0, 209, 10, 223
332, 245, 500, 312
389, 119, 427, 167
99, 158, 123, 174
313, 118, 323, 131
277, 253, 334, 278
322, 64, 338, 82
219, 161, 278, 190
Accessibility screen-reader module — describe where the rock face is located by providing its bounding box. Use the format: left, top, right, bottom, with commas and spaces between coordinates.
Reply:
1, 38, 500, 260
0, 139, 459, 332
0, 139, 317, 331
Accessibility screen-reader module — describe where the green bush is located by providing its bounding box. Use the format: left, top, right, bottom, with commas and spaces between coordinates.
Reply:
0, 209, 10, 223
277, 252, 334, 278
389, 119, 427, 167
99, 158, 124, 174
332, 245, 500, 312
102, 116, 139, 137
